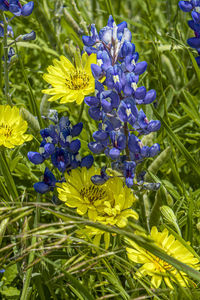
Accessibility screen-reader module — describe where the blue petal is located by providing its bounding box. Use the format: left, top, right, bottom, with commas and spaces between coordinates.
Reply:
88, 142, 104, 154
71, 122, 83, 137
69, 139, 81, 153
81, 155, 94, 169
34, 182, 50, 194
178, 1, 193, 12
27, 151, 44, 164
109, 147, 121, 159
21, 1, 34, 16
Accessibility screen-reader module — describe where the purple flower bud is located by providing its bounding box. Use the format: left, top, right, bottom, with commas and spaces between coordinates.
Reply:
44, 143, 55, 155
196, 56, 200, 66
93, 130, 108, 141
149, 143, 160, 157
135, 86, 146, 100
188, 20, 200, 32
192, 11, 200, 24
141, 146, 150, 157
88, 107, 102, 121
126, 177, 134, 188
22, 30, 36, 40
81, 155, 94, 169
21, 1, 34, 16
148, 120, 161, 132
187, 37, 200, 49
34, 182, 50, 194
109, 147, 121, 159
88, 142, 104, 154
178, 1, 193, 12
85, 96, 100, 107
91, 64, 103, 79
143, 89, 156, 104
27, 152, 44, 164
134, 61, 147, 75
71, 122, 83, 137
69, 139, 81, 153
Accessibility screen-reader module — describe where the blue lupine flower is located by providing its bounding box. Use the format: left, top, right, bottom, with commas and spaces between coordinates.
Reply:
123, 72, 139, 96
0, 0, 9, 11
0, 20, 13, 37
83, 15, 161, 188
0, 0, 34, 16
101, 90, 120, 113
91, 167, 110, 185
179, 0, 200, 66
118, 97, 138, 127
105, 65, 125, 92
80, 155, 94, 169
51, 147, 70, 173
2, 47, 15, 63
34, 168, 56, 194
123, 161, 136, 187
135, 109, 161, 135
27, 151, 45, 164
28, 116, 94, 193
22, 30, 36, 41
108, 131, 126, 159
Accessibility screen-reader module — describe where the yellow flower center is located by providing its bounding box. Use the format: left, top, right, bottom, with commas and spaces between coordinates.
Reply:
80, 185, 107, 203
154, 256, 174, 272
65, 70, 90, 90
0, 123, 13, 138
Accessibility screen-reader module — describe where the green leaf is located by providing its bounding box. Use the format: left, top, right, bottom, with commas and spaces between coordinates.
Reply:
153, 107, 200, 178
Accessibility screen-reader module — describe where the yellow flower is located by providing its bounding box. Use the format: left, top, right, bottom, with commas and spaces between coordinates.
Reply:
42, 53, 96, 105
0, 105, 32, 148
126, 227, 200, 289
57, 167, 138, 248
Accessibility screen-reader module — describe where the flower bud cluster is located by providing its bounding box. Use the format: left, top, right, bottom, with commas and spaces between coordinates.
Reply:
179, 0, 200, 66
28, 116, 94, 194
83, 16, 161, 188
0, 0, 34, 17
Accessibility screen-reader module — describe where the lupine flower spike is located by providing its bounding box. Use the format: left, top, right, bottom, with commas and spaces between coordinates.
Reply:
179, 0, 200, 66
83, 16, 161, 189
28, 116, 94, 194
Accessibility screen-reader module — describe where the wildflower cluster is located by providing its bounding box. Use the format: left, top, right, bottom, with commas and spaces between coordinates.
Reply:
28, 116, 94, 194
82, 16, 161, 188
126, 227, 200, 289
0, 0, 34, 16
0, 0, 35, 64
57, 166, 138, 248
179, 0, 200, 66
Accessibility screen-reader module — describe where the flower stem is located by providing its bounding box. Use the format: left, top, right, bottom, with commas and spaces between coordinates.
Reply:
78, 100, 85, 123
2, 13, 12, 106
124, 122, 130, 160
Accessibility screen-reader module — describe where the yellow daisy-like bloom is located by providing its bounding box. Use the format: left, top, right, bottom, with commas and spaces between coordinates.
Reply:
42, 53, 96, 105
57, 167, 138, 248
0, 105, 33, 148
126, 227, 200, 289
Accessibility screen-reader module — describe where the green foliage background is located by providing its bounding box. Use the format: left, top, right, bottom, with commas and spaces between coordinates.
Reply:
0, 0, 200, 299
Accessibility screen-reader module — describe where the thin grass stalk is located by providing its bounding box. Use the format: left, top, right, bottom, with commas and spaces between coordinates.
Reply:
2, 13, 12, 106
20, 195, 40, 300
14, 41, 43, 128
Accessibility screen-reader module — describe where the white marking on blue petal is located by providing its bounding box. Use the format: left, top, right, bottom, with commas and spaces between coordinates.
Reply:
113, 75, 120, 83
126, 108, 132, 117
46, 136, 53, 143
66, 135, 72, 143
131, 82, 137, 91
97, 59, 103, 66
39, 147, 45, 154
